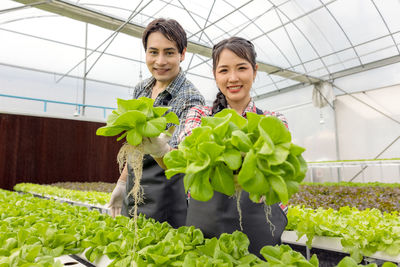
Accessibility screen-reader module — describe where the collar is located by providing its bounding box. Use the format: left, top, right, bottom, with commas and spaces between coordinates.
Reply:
227, 98, 257, 116
243, 98, 257, 115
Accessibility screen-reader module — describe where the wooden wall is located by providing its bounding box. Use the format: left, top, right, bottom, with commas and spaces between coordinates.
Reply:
0, 113, 121, 190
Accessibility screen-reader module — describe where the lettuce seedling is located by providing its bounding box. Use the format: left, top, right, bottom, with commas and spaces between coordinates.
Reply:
163, 109, 307, 206
96, 97, 179, 145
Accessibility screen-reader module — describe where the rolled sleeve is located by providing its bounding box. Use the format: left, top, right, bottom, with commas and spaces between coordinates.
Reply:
169, 95, 205, 148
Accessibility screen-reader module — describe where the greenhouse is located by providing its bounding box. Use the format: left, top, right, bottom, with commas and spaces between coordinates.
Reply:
0, 0, 399, 266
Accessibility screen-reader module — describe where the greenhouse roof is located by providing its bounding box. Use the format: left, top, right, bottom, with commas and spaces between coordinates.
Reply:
1, 0, 400, 100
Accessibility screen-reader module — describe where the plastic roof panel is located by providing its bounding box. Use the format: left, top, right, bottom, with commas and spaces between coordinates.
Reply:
355, 36, 397, 58
278, 0, 322, 19
1, 0, 400, 101
251, 7, 284, 34
322, 49, 351, 73
234, 23, 265, 42
253, 36, 288, 67
238, 0, 273, 19
268, 27, 304, 67
284, 23, 320, 63
294, 15, 336, 58
394, 32, 400, 44
328, 0, 389, 46
360, 46, 398, 65
304, 59, 329, 78
335, 49, 359, 66
374, 0, 400, 32
306, 8, 351, 54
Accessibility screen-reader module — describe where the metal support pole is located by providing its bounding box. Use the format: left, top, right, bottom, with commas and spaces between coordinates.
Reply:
333, 99, 342, 182
310, 168, 314, 183
341, 163, 344, 182
398, 165, 400, 182
82, 23, 88, 116
361, 164, 365, 182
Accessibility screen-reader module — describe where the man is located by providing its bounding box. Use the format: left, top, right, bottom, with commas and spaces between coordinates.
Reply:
108, 18, 205, 228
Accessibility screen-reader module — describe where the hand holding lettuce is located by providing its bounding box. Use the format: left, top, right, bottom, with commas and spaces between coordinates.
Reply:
96, 97, 180, 230
163, 109, 307, 205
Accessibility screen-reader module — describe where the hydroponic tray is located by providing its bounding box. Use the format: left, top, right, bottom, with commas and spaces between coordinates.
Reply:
282, 230, 400, 264
17, 191, 110, 215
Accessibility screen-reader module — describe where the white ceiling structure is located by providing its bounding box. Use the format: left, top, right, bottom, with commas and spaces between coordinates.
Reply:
1, 0, 400, 101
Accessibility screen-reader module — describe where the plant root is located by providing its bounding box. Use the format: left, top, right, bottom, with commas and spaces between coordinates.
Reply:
235, 189, 243, 231
117, 142, 144, 239
263, 204, 275, 237
233, 175, 243, 231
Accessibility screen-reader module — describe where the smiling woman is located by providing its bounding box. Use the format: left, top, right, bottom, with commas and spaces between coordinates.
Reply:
214, 48, 257, 115
177, 36, 291, 257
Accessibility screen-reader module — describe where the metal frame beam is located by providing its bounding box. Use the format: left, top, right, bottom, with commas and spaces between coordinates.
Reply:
328, 54, 400, 80
13, 0, 322, 84
254, 54, 400, 100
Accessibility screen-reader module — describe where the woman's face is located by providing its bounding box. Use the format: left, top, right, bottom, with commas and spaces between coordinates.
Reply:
214, 48, 257, 107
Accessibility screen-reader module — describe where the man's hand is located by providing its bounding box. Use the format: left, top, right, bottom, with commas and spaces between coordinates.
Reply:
142, 133, 172, 158
108, 180, 126, 218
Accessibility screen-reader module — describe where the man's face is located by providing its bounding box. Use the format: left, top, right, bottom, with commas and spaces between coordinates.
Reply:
145, 32, 186, 86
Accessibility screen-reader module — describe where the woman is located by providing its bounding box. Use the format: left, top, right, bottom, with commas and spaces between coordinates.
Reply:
179, 37, 288, 257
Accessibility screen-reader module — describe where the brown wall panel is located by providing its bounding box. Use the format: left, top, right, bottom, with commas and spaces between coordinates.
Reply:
0, 113, 122, 190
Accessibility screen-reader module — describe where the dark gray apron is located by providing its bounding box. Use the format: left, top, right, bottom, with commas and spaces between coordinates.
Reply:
121, 153, 187, 228
185, 108, 288, 257
186, 192, 287, 257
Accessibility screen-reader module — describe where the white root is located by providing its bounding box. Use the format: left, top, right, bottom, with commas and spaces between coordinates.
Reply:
117, 142, 144, 239
236, 189, 243, 231
263, 204, 275, 237
233, 175, 244, 231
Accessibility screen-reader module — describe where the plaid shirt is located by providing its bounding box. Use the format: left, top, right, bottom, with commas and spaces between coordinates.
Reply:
133, 69, 205, 148
179, 99, 288, 141
179, 99, 289, 214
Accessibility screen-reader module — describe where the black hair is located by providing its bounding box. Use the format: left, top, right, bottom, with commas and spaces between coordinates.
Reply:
142, 18, 187, 54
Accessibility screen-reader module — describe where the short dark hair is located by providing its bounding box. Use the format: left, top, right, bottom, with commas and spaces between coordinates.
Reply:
142, 18, 187, 54
212, 36, 257, 75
